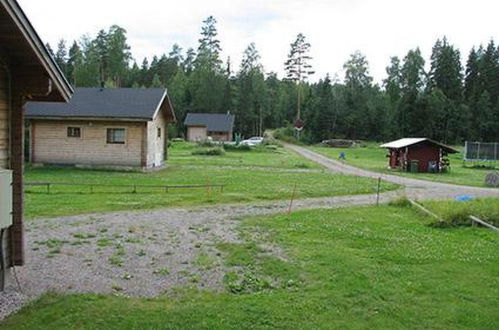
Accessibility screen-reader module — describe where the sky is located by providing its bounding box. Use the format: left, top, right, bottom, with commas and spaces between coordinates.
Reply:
18, 0, 499, 84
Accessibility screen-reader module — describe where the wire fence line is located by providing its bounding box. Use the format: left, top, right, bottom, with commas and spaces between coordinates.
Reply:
25, 182, 225, 194
464, 141, 499, 162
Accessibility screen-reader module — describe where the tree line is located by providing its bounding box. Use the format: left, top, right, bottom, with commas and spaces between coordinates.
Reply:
46, 17, 499, 143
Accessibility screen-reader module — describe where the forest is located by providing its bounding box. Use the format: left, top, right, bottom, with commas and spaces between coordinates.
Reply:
46, 16, 499, 144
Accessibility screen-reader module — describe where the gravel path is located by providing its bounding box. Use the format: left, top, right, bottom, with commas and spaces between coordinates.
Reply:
286, 144, 499, 200
1, 146, 497, 320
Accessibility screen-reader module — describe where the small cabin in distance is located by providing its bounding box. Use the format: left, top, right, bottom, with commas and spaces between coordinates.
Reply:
381, 138, 458, 173
184, 113, 235, 142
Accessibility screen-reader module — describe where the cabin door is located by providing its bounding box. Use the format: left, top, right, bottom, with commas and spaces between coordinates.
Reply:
154, 126, 163, 167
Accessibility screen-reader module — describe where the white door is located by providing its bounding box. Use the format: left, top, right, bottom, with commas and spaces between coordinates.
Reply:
154, 126, 163, 167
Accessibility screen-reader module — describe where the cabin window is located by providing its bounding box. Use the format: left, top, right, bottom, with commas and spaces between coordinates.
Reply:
107, 128, 126, 144
157, 127, 161, 138
67, 127, 81, 138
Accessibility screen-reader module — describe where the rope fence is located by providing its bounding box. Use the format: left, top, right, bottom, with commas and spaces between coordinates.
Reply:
25, 182, 225, 194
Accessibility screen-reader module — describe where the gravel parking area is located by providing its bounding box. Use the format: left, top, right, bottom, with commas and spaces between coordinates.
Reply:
0, 192, 397, 320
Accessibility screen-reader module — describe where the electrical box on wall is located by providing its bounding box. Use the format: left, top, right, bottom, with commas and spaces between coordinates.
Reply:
0, 170, 13, 229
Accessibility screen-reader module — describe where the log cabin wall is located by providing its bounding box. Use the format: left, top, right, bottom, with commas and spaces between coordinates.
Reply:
31, 120, 145, 167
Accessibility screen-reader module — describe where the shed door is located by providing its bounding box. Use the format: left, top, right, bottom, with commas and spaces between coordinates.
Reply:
0, 70, 8, 169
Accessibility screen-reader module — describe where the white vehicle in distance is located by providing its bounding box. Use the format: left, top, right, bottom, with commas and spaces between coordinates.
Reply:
241, 136, 264, 146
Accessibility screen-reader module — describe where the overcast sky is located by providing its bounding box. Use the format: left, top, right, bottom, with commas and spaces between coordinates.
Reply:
19, 0, 499, 83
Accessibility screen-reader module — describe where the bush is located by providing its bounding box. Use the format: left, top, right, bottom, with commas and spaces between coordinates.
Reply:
223, 143, 252, 152
196, 139, 217, 147
191, 147, 225, 156
273, 126, 307, 145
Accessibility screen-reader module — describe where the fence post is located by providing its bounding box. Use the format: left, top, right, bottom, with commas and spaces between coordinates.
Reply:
376, 177, 381, 206
287, 184, 298, 214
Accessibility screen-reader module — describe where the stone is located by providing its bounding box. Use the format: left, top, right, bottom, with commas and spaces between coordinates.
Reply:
485, 171, 499, 187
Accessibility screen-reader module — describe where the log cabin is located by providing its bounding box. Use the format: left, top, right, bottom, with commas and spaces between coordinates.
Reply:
381, 138, 458, 173
0, 0, 73, 289
26, 88, 176, 170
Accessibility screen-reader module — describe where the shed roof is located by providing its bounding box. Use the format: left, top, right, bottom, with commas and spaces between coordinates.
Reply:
380, 138, 458, 153
184, 113, 235, 132
26, 88, 176, 121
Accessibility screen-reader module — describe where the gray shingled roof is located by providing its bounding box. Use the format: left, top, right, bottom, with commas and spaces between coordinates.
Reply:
26, 88, 170, 120
184, 113, 235, 132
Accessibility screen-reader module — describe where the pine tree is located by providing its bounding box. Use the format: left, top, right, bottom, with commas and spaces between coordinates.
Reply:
398, 48, 426, 137
169, 44, 184, 66
184, 48, 196, 74
427, 37, 463, 142
196, 16, 222, 71
309, 76, 334, 142
342, 51, 373, 138
107, 25, 132, 87
151, 74, 163, 88
94, 29, 109, 84
284, 33, 314, 127
54, 39, 68, 75
66, 41, 83, 86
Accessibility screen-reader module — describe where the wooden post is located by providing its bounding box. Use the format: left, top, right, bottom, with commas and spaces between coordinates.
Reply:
287, 184, 298, 215
408, 200, 444, 222
376, 177, 381, 206
469, 216, 499, 231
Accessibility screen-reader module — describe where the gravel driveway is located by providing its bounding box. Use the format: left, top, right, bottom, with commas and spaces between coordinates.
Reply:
0, 191, 402, 320
1, 146, 497, 320
286, 144, 499, 200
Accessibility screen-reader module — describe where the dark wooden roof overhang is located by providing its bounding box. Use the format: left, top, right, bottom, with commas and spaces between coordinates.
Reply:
0, 0, 73, 102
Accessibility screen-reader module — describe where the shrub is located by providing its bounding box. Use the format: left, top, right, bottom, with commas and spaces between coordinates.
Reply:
196, 139, 217, 147
223, 143, 252, 151
191, 147, 225, 156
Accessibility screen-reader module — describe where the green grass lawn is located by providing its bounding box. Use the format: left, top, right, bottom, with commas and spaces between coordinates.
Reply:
311, 144, 498, 188
24, 142, 398, 219
168, 141, 320, 169
4, 202, 498, 329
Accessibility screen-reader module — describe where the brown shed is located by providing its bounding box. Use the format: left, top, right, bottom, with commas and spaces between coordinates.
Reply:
381, 138, 458, 173
26, 88, 176, 170
0, 0, 73, 283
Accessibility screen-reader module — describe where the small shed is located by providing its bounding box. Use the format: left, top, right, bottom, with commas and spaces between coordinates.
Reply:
184, 113, 235, 142
380, 138, 458, 173
26, 88, 176, 169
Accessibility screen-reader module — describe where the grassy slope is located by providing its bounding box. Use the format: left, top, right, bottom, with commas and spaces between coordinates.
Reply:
310, 144, 497, 188
25, 142, 398, 219
3, 203, 498, 329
